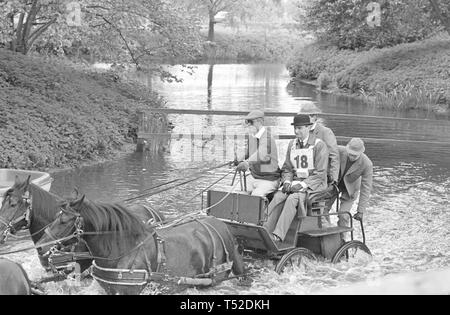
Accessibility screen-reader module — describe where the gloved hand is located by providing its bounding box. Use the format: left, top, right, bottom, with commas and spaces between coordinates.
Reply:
281, 182, 291, 194
290, 184, 303, 193
353, 212, 364, 222
230, 159, 239, 167
236, 161, 249, 172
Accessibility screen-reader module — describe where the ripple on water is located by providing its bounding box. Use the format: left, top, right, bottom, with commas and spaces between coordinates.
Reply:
2, 158, 449, 295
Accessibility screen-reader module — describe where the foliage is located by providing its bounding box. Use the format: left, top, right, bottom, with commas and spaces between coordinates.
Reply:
201, 25, 301, 62
296, 0, 438, 49
225, 0, 287, 28
0, 0, 203, 70
317, 71, 332, 90
360, 83, 442, 111
427, 0, 450, 35
287, 42, 359, 80
0, 48, 165, 170
287, 36, 450, 112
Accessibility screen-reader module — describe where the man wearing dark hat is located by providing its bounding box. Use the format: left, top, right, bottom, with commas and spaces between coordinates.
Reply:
235, 110, 281, 197
263, 114, 329, 242
298, 103, 340, 184
328, 138, 373, 229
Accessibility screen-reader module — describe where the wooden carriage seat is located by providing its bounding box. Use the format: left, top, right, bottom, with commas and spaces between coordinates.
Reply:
305, 185, 339, 217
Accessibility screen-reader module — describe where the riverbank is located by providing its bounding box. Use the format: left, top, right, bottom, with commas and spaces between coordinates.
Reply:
200, 25, 303, 62
0, 49, 166, 171
287, 34, 450, 114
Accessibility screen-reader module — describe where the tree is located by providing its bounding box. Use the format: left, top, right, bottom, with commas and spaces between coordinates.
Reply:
297, 0, 438, 50
0, 0, 64, 54
226, 0, 287, 27
183, 0, 241, 42
0, 0, 203, 68
428, 0, 450, 35
205, 0, 241, 41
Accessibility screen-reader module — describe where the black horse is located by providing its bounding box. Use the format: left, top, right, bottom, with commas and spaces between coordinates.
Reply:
0, 176, 165, 272
37, 195, 245, 295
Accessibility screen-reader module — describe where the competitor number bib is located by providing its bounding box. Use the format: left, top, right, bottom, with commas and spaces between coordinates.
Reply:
290, 147, 314, 179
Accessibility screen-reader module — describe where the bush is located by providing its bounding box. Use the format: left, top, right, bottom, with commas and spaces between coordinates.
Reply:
288, 36, 450, 112
0, 49, 165, 170
199, 26, 301, 62
317, 71, 333, 90
287, 42, 362, 80
298, 0, 437, 50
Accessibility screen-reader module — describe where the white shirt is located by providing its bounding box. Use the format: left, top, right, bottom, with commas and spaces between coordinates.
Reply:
297, 134, 309, 147
285, 135, 310, 189
253, 126, 266, 140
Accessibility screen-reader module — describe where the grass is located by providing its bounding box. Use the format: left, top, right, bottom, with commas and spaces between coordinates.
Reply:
0, 49, 166, 170
287, 34, 450, 113
360, 84, 442, 111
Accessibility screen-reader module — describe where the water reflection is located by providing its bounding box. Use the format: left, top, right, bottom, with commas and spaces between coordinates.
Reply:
3, 63, 450, 295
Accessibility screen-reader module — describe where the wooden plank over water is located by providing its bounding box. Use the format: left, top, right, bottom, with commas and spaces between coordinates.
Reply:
136, 132, 450, 146
143, 108, 449, 123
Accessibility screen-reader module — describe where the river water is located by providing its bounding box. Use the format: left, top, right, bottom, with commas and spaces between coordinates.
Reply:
2, 64, 449, 295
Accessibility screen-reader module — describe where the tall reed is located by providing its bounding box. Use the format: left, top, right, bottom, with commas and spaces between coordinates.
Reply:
361, 83, 442, 111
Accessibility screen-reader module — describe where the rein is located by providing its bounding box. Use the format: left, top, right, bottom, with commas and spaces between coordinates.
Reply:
123, 161, 232, 203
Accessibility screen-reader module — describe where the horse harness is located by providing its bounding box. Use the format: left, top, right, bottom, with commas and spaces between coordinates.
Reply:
47, 215, 234, 287
91, 217, 234, 287
0, 192, 32, 241
42, 205, 162, 274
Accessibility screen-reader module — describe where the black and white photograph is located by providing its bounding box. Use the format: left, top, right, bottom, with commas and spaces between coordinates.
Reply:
0, 0, 449, 299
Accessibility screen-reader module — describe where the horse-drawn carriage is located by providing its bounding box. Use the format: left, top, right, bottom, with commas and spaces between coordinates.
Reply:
205, 177, 372, 273
1, 170, 373, 295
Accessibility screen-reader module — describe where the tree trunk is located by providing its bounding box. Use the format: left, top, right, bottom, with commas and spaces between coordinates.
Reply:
8, 0, 42, 54
14, 13, 25, 53
429, 0, 450, 35
208, 11, 215, 42
21, 0, 41, 54
8, 13, 16, 51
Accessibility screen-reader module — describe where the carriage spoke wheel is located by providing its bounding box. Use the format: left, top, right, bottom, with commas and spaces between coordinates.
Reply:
275, 248, 317, 274
331, 241, 372, 264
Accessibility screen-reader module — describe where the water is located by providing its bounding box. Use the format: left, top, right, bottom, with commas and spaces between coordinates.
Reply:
2, 64, 449, 295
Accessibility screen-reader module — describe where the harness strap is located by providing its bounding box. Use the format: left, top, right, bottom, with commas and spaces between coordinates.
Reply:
142, 205, 163, 225
202, 221, 231, 263
194, 219, 217, 271
75, 215, 235, 288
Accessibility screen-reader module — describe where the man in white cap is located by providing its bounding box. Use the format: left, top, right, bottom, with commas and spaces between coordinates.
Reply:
330, 138, 373, 229
298, 103, 339, 185
263, 114, 329, 243
235, 110, 281, 197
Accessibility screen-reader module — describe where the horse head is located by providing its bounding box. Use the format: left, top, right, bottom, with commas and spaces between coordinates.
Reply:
36, 195, 86, 257
0, 175, 32, 243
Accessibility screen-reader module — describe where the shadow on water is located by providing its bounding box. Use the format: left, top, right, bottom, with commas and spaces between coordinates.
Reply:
5, 63, 450, 295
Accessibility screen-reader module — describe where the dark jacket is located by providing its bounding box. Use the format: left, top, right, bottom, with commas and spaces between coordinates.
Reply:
311, 123, 340, 182
337, 146, 373, 213
281, 134, 329, 191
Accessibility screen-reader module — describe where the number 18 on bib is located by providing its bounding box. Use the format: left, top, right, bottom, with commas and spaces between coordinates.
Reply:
291, 147, 314, 179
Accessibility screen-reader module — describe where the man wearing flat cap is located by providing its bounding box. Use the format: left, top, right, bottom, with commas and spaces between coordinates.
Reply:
298, 103, 340, 185
263, 114, 329, 242
236, 110, 281, 197
329, 138, 373, 229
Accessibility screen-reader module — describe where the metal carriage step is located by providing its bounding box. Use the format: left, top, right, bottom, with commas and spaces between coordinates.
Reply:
300, 226, 353, 237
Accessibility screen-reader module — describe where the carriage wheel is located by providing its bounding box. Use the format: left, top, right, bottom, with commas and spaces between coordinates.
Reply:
331, 241, 372, 264
275, 248, 317, 274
